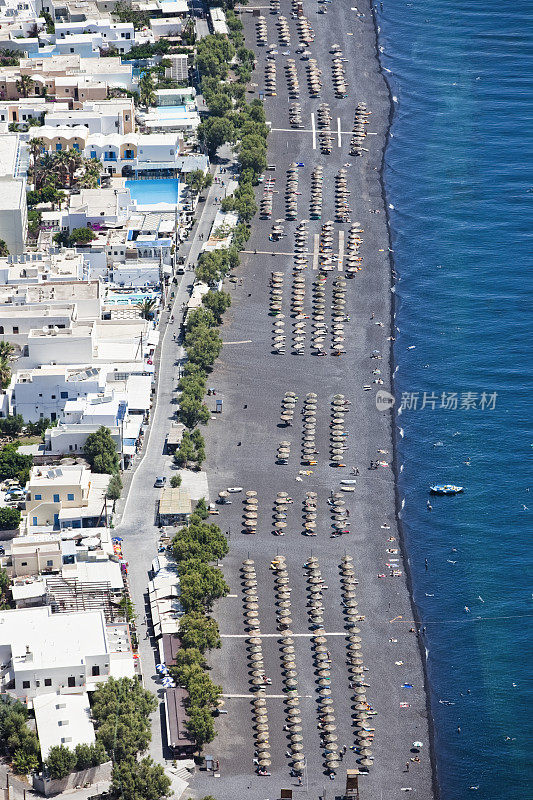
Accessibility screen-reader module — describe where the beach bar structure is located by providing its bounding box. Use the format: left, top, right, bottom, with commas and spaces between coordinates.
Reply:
164, 686, 195, 757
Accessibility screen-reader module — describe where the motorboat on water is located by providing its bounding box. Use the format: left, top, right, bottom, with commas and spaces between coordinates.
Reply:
429, 485, 464, 495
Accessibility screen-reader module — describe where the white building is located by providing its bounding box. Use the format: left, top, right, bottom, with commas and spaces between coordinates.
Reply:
0, 605, 134, 701
10, 365, 106, 422
54, 17, 135, 53
34, 692, 96, 759
43, 98, 135, 136
0, 179, 27, 256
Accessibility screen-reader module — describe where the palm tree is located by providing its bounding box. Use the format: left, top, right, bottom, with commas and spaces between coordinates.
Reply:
0, 240, 8, 257
29, 136, 45, 188
136, 299, 157, 320
0, 340, 15, 390
16, 74, 34, 98
139, 73, 156, 110
64, 148, 83, 187
79, 158, 102, 189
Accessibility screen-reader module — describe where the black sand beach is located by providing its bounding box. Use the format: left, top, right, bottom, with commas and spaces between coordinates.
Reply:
188, 0, 434, 797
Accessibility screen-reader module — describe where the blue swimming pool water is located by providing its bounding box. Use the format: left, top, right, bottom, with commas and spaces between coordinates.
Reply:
155, 105, 188, 119
125, 178, 179, 206
107, 291, 159, 305
377, 1, 532, 797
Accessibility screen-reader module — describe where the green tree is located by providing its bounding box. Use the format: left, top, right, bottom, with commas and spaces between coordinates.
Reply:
12, 750, 39, 775
45, 745, 77, 779
0, 240, 9, 257
0, 341, 16, 389
0, 445, 33, 483
179, 562, 229, 612
0, 508, 21, 530
174, 431, 195, 468
91, 678, 156, 763
185, 326, 223, 371
170, 474, 182, 488
179, 394, 210, 429
186, 706, 215, 748
198, 117, 234, 158
69, 227, 96, 246
139, 73, 156, 109
0, 414, 24, 437
202, 290, 231, 324
73, 741, 107, 771
107, 474, 123, 508
178, 612, 221, 652
187, 170, 212, 195
136, 298, 157, 320
172, 522, 228, 565
111, 756, 171, 800
84, 427, 119, 474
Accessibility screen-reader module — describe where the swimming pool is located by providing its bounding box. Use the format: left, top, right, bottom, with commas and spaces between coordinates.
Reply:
155, 105, 188, 120
125, 178, 179, 207
106, 291, 159, 305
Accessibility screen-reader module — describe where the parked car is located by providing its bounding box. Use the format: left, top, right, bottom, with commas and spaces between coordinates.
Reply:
154, 476, 167, 488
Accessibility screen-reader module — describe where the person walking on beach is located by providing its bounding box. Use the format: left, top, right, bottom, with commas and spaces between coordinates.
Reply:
405, 762, 410, 772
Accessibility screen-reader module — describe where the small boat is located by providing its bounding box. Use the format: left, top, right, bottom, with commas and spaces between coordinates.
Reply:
429, 485, 464, 495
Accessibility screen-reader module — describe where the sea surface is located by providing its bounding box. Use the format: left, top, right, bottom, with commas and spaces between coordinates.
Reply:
374, 1, 532, 797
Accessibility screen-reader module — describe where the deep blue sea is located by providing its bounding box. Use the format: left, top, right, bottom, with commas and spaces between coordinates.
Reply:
375, 1, 532, 797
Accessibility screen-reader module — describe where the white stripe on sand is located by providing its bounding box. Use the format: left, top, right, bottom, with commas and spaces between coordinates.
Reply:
338, 229, 344, 271
312, 233, 320, 270
311, 112, 316, 150
337, 117, 342, 148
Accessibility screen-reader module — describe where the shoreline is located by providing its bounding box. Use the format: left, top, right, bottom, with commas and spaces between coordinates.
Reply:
368, 2, 441, 798
189, 0, 435, 796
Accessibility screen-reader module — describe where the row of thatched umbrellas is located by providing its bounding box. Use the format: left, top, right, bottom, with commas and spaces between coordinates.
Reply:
310, 165, 323, 219
256, 15, 268, 46
330, 393, 350, 464
273, 490, 293, 536
271, 557, 306, 773
304, 556, 341, 773
332, 52, 348, 98
280, 390, 298, 426
351, 102, 370, 157
311, 277, 329, 354
319, 221, 335, 271
270, 272, 285, 353
260, 175, 275, 219
329, 276, 348, 355
285, 58, 299, 98
265, 60, 277, 97
317, 102, 332, 129
242, 490, 259, 534
293, 220, 308, 271
301, 393, 318, 467
291, 273, 306, 353
340, 555, 374, 769
270, 0, 280, 13
289, 101, 303, 128
286, 163, 299, 220
270, 219, 284, 240
277, 439, 291, 464
345, 222, 364, 277
330, 491, 349, 534
335, 168, 351, 223
277, 14, 290, 46
307, 58, 322, 97
302, 489, 318, 535
320, 124, 333, 154
296, 15, 314, 45
241, 560, 272, 770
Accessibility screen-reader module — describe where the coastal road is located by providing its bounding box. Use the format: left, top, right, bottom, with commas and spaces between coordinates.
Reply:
188, 0, 434, 799
114, 151, 238, 763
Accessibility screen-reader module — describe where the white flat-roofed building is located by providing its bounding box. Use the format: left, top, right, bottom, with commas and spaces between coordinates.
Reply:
209, 7, 228, 35
9, 365, 105, 422
0, 606, 134, 700
54, 17, 134, 53
34, 691, 96, 759
0, 252, 86, 286
0, 179, 27, 255
67, 187, 133, 230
